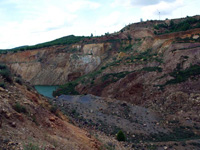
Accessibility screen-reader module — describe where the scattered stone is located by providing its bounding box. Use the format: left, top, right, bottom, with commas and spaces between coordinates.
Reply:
10, 122, 16, 128
1, 109, 7, 114
193, 35, 199, 39
121, 103, 127, 107
0, 87, 4, 91
86, 133, 91, 138
15, 113, 24, 122
49, 116, 56, 122
5, 113, 11, 119
164, 146, 168, 149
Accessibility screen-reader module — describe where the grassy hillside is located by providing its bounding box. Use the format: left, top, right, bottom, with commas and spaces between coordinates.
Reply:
0, 35, 86, 54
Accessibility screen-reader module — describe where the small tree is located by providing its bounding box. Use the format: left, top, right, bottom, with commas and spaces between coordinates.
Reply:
116, 130, 126, 141
105, 32, 109, 36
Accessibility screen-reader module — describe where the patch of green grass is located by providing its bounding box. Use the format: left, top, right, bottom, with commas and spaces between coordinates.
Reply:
3, 35, 86, 53
53, 82, 79, 96
101, 71, 131, 82
71, 54, 79, 59
149, 127, 200, 142
125, 49, 163, 64
165, 64, 200, 85
146, 144, 157, 150
32, 114, 38, 126
100, 144, 116, 150
189, 142, 200, 148
119, 44, 132, 52
0, 69, 10, 78
15, 77, 23, 85
0, 63, 12, 83
155, 16, 200, 35
24, 143, 44, 150
142, 67, 162, 72
0, 82, 5, 88
13, 102, 27, 114
0, 64, 7, 70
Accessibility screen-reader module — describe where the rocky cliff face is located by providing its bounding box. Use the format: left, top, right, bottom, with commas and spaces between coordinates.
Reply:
0, 43, 108, 85
0, 17, 200, 98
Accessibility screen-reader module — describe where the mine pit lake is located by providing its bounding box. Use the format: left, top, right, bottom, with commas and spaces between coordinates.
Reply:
34, 85, 59, 98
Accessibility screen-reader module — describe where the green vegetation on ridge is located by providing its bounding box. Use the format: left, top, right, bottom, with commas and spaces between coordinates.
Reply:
165, 64, 200, 85
0, 35, 86, 53
157, 64, 200, 89
154, 16, 200, 35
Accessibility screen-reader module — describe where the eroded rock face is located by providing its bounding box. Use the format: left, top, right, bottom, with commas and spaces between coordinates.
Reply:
83, 43, 111, 56
0, 44, 105, 85
0, 25, 200, 89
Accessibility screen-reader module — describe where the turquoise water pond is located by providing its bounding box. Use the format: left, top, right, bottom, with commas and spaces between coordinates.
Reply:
34, 85, 59, 98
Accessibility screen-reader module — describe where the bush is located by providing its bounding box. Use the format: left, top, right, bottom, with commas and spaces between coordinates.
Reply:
53, 82, 79, 96
0, 82, 5, 88
142, 67, 162, 72
196, 23, 200, 28
116, 130, 126, 141
0, 64, 6, 70
15, 78, 22, 85
24, 143, 43, 150
154, 25, 159, 30
0, 64, 12, 83
13, 102, 27, 114
50, 105, 60, 117
50, 105, 58, 114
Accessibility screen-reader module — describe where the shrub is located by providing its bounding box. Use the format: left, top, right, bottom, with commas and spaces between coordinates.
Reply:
53, 82, 79, 96
50, 105, 58, 114
142, 67, 162, 72
24, 143, 43, 150
13, 102, 27, 114
0, 65, 12, 83
50, 105, 59, 117
196, 23, 200, 28
0, 82, 5, 88
116, 130, 126, 141
0, 64, 6, 70
154, 25, 159, 30
15, 78, 22, 85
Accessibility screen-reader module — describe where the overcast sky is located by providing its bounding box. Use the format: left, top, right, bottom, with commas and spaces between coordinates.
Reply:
0, 0, 199, 49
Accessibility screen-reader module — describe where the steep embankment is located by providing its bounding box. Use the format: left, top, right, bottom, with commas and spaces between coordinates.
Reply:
0, 44, 103, 85
0, 64, 100, 150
